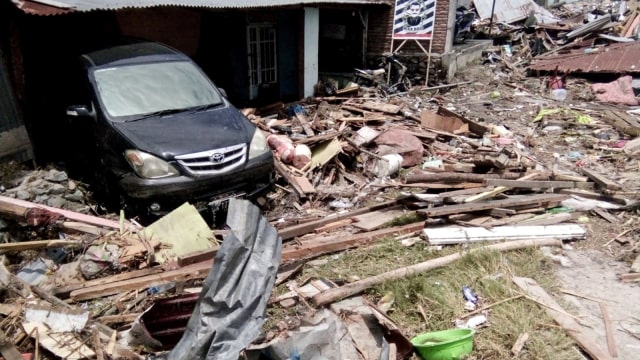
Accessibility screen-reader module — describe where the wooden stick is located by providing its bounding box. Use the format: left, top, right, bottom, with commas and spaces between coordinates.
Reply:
599, 302, 617, 357
459, 294, 524, 319
511, 332, 529, 356
0, 239, 84, 252
312, 238, 562, 306
603, 229, 633, 247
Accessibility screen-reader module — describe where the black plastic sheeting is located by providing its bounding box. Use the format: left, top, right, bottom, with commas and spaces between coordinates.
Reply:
168, 198, 282, 360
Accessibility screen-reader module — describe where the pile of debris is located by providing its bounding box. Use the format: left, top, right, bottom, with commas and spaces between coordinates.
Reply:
3, 1, 640, 357
1, 72, 640, 357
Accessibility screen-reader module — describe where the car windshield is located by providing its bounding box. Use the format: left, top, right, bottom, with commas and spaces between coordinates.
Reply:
92, 61, 223, 120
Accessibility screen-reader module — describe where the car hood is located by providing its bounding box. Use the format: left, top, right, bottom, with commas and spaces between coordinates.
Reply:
112, 106, 254, 159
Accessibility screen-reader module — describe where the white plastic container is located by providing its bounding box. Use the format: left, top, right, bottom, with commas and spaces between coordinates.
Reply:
370, 154, 403, 177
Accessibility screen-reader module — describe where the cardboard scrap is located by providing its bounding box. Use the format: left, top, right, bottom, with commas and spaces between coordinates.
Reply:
139, 203, 219, 264
420, 110, 469, 135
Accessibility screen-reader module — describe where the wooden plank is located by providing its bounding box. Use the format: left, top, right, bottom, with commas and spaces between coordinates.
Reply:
512, 277, 613, 360
405, 171, 523, 184
485, 179, 576, 189
352, 207, 407, 232
97, 313, 141, 325
553, 174, 589, 182
599, 302, 617, 357
54, 267, 165, 298
483, 213, 535, 227
0, 195, 130, 230
70, 260, 213, 301
274, 160, 306, 197
437, 186, 494, 200
465, 173, 541, 203
518, 213, 572, 226
360, 101, 402, 114
177, 248, 218, 267
281, 222, 425, 262
581, 168, 622, 190
437, 106, 489, 136
294, 111, 315, 136
293, 176, 316, 194
619, 273, 640, 282
601, 110, 640, 137
314, 219, 353, 233
558, 189, 628, 206
591, 208, 620, 223
278, 197, 408, 240
487, 208, 516, 217
0, 328, 23, 360
417, 193, 568, 217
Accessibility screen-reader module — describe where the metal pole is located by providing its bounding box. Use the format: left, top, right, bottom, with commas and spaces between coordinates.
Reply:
488, 0, 496, 36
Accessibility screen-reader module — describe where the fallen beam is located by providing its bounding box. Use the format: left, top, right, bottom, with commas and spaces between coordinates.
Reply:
405, 171, 523, 184
282, 222, 424, 262
513, 277, 613, 360
417, 194, 568, 217
312, 238, 562, 306
70, 261, 213, 301
0, 195, 130, 230
485, 179, 576, 189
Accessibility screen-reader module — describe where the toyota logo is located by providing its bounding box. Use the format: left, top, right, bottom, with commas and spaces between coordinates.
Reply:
210, 153, 225, 163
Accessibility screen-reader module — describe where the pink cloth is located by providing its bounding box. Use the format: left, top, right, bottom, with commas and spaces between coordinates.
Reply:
591, 76, 640, 106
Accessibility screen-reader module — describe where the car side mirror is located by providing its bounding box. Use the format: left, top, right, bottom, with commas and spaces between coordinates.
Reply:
218, 88, 228, 98
66, 105, 93, 118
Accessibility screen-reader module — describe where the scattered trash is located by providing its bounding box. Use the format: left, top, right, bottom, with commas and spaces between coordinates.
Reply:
462, 285, 478, 304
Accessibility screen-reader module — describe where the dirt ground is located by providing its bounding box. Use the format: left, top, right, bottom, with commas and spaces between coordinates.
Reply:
444, 59, 640, 358
556, 249, 640, 359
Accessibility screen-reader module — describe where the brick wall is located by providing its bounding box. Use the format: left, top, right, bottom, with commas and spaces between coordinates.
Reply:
366, 0, 451, 56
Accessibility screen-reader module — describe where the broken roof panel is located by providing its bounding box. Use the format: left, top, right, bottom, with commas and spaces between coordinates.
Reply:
12, 0, 389, 15
528, 41, 640, 74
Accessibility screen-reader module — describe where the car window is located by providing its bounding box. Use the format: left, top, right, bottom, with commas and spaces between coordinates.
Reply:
92, 61, 223, 119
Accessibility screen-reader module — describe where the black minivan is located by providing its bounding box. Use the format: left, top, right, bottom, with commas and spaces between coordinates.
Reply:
66, 41, 274, 216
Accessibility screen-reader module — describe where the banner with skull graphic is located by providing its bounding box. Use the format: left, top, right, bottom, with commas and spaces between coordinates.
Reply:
392, 0, 437, 39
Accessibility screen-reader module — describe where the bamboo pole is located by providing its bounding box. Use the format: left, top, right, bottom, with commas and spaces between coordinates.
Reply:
312, 238, 562, 306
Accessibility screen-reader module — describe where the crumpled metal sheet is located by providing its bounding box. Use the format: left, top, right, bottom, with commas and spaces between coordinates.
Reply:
168, 198, 282, 360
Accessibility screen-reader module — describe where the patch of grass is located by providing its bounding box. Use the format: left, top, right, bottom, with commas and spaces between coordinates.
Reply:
284, 239, 581, 359
384, 212, 425, 227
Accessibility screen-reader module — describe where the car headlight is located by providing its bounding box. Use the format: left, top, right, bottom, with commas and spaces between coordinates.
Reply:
249, 129, 269, 159
124, 150, 180, 178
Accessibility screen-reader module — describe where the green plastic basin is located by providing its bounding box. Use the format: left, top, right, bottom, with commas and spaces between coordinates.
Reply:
410, 328, 475, 360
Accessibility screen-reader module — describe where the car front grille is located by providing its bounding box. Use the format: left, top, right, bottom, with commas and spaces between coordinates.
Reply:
175, 143, 246, 176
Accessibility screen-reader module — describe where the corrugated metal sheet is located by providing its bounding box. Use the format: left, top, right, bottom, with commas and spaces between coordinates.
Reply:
528, 41, 640, 74
12, 0, 390, 15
